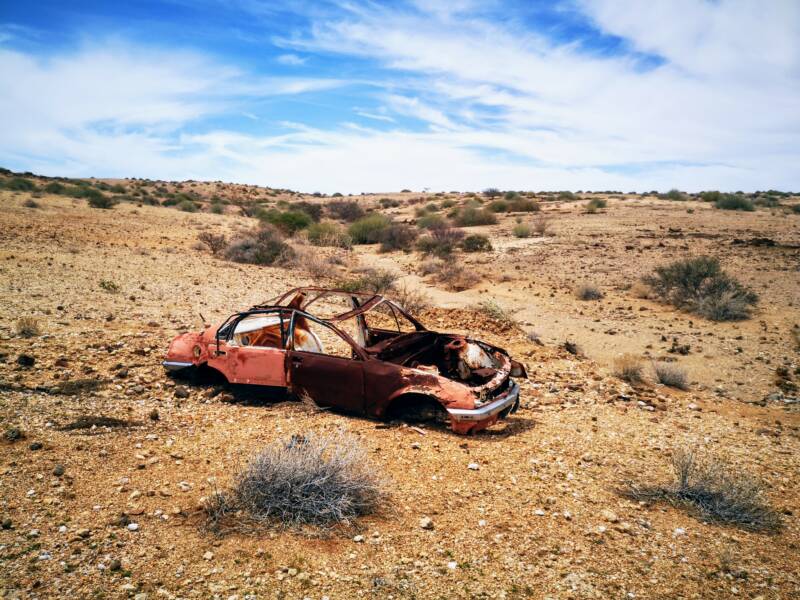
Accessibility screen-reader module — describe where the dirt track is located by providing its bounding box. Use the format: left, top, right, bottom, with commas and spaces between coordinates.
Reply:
1, 188, 799, 599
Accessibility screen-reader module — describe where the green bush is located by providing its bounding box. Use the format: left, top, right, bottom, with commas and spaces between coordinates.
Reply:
643, 256, 758, 321
177, 199, 198, 212
699, 190, 722, 203
260, 209, 312, 234
483, 188, 501, 198
586, 198, 607, 213
349, 214, 391, 244
44, 182, 66, 194
503, 191, 520, 201
292, 201, 323, 222
715, 194, 754, 211
487, 199, 509, 213
512, 223, 533, 238
461, 234, 492, 252
86, 189, 117, 209
1, 177, 36, 191
662, 189, 686, 201
791, 204, 800, 214
417, 213, 447, 229
110, 184, 127, 194
307, 221, 352, 248
453, 207, 497, 227
509, 197, 540, 212
210, 203, 224, 214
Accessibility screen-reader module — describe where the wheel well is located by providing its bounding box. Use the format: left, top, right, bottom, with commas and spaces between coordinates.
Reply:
385, 393, 446, 421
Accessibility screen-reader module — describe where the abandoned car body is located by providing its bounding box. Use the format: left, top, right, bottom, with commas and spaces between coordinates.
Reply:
163, 288, 526, 433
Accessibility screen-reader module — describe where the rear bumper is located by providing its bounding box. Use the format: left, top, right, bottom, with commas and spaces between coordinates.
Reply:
163, 360, 194, 372
447, 380, 520, 423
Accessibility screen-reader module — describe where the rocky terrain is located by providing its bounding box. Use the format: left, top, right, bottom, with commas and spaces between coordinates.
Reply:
1, 174, 799, 599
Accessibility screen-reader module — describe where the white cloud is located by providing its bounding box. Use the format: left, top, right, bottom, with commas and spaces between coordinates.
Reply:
2, 2, 798, 192
276, 53, 307, 66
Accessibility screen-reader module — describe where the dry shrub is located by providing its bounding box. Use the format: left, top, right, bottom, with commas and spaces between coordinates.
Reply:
337, 268, 398, 295
197, 232, 228, 256
614, 354, 645, 384
420, 259, 478, 291
307, 221, 352, 248
288, 246, 330, 280
417, 226, 464, 257
575, 283, 603, 300
475, 300, 517, 328
619, 449, 781, 532
653, 361, 689, 390
16, 316, 41, 338
512, 222, 533, 238
379, 222, 418, 253
630, 281, 653, 299
531, 214, 553, 236
391, 283, 431, 314
326, 200, 365, 222
204, 432, 384, 531
225, 225, 293, 266
461, 234, 492, 252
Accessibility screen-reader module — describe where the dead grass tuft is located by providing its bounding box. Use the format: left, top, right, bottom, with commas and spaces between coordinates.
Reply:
614, 354, 645, 384
619, 449, 781, 532
575, 283, 603, 300
391, 283, 431, 314
15, 316, 41, 338
653, 362, 689, 390
475, 300, 518, 328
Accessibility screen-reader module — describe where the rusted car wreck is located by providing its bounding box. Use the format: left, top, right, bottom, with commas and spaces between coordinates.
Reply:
163, 288, 526, 433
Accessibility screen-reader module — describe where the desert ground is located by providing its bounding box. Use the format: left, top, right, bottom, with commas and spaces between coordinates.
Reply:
1, 174, 799, 599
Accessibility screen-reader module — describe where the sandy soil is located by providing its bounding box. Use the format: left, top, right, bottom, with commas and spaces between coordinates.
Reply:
1, 186, 799, 599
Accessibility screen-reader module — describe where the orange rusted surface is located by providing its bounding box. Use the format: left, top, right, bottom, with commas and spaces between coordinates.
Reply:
163, 288, 525, 434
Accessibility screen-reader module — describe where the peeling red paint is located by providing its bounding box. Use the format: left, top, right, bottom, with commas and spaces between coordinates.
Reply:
164, 288, 525, 434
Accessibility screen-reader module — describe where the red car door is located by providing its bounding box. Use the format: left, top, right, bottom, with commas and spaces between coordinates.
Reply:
286, 316, 365, 413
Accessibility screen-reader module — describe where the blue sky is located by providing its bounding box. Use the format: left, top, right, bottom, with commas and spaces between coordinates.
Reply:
1, 1, 798, 192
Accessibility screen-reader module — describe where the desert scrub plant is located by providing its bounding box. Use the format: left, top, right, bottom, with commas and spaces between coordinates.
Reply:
461, 234, 492, 252
512, 222, 533, 238
483, 187, 502, 198
379, 222, 418, 253
86, 190, 117, 209
416, 226, 464, 257
642, 256, 757, 321
585, 198, 607, 213
575, 283, 603, 300
391, 283, 431, 314
661, 188, 686, 201
618, 449, 781, 532
791, 204, 800, 214
653, 361, 689, 390
327, 200, 365, 222
453, 206, 497, 227
0, 177, 36, 191
509, 197, 540, 212
307, 221, 352, 248
204, 432, 384, 531
197, 232, 228, 256
614, 354, 645, 384
416, 212, 447, 230
99, 279, 120, 293
22, 198, 39, 209
348, 214, 391, 244
337, 268, 398, 294
531, 214, 553, 236
259, 209, 312, 235
225, 225, 293, 266
715, 194, 755, 211
475, 300, 517, 328
15, 316, 41, 338
487, 199, 509, 213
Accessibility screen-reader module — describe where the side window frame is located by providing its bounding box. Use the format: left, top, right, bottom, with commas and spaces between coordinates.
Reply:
287, 310, 366, 361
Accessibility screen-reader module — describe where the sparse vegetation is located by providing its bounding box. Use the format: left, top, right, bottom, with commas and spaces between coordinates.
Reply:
22, 198, 39, 209
614, 354, 645, 384
575, 283, 603, 300
417, 226, 464, 257
715, 194, 755, 212
225, 225, 293, 266
327, 200, 365, 222
619, 449, 781, 532
512, 222, 533, 238
643, 256, 758, 321
453, 206, 497, 227
99, 279, 120, 293
15, 317, 41, 338
662, 189, 686, 201
86, 190, 117, 209
653, 362, 689, 390
586, 198, 607, 213
348, 214, 391, 244
307, 221, 352, 248
475, 300, 517, 328
379, 222, 418, 253
337, 268, 398, 294
416, 213, 447, 229
461, 234, 492, 252
260, 209, 312, 234
391, 283, 431, 314
204, 432, 384, 531
531, 214, 553, 236
197, 232, 228, 256
0, 177, 36, 191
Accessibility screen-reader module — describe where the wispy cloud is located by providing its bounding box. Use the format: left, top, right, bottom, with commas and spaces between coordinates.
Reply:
0, 1, 798, 191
